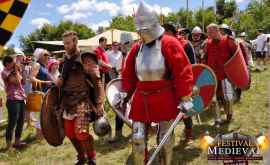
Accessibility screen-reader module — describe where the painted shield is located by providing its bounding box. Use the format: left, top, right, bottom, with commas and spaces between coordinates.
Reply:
189, 64, 217, 116
106, 78, 132, 128
224, 48, 250, 90
40, 86, 65, 147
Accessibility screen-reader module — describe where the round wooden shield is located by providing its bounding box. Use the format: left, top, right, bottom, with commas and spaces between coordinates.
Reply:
190, 64, 217, 116
40, 86, 65, 147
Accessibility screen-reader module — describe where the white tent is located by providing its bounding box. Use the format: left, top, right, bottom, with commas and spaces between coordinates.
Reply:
87, 29, 139, 45
32, 29, 139, 50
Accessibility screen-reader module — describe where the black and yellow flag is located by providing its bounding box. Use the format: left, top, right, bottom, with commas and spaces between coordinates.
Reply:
0, 0, 31, 54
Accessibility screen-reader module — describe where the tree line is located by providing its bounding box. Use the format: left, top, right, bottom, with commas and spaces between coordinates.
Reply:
14, 0, 270, 54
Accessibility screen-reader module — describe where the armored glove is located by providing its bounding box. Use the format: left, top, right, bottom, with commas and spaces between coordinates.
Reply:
177, 98, 194, 117
112, 92, 128, 110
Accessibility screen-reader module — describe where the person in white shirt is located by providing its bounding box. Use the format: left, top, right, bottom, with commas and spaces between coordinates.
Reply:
253, 29, 268, 70
106, 42, 123, 80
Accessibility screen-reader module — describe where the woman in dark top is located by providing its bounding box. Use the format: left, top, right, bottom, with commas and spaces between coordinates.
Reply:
30, 48, 53, 139
31, 48, 53, 92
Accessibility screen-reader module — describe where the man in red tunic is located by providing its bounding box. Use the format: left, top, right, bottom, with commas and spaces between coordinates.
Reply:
118, 2, 193, 164
204, 23, 238, 128
163, 23, 196, 144
220, 25, 249, 103
95, 37, 112, 83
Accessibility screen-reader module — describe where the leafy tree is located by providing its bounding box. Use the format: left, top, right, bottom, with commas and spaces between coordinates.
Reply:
224, 0, 237, 18
109, 16, 136, 31
216, 0, 225, 23
2, 44, 15, 57
20, 21, 95, 53
164, 9, 194, 28
216, 0, 237, 24
237, 0, 270, 38
18, 0, 270, 52
194, 8, 216, 32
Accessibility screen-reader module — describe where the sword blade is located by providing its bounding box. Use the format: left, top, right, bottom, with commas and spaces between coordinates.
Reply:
146, 112, 184, 165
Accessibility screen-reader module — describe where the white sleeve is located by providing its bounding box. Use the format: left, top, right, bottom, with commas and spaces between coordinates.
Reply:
107, 51, 114, 65
116, 53, 123, 71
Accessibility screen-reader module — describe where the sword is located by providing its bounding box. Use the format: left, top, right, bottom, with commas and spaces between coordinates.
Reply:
146, 111, 184, 165
146, 101, 193, 165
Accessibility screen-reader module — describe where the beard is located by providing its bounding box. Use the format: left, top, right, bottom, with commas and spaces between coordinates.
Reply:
193, 38, 200, 42
67, 46, 78, 55
212, 38, 220, 43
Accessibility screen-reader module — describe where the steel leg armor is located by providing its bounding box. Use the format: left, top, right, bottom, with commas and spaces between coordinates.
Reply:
132, 122, 147, 165
157, 121, 174, 165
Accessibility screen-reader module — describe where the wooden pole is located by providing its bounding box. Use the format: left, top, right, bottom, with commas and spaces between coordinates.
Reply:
202, 0, 205, 32
214, 0, 217, 22
186, 0, 189, 28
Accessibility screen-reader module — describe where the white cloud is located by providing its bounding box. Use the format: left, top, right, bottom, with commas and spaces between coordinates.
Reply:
227, 0, 245, 3
64, 13, 88, 22
153, 5, 172, 16
57, 0, 120, 17
57, 0, 172, 26
120, 0, 172, 16
121, 0, 138, 16
88, 20, 110, 31
70, 0, 94, 13
236, 0, 245, 3
31, 18, 51, 28
57, 4, 71, 14
63, 12, 92, 22
46, 3, 54, 8
122, 0, 135, 5
94, 1, 120, 16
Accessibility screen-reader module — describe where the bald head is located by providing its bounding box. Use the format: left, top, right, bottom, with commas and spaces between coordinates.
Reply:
207, 23, 222, 40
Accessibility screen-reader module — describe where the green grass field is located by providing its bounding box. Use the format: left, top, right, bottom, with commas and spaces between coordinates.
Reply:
0, 68, 269, 165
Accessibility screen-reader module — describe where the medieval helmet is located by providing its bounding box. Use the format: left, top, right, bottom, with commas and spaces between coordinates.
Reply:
192, 26, 202, 34
135, 1, 164, 44
240, 32, 246, 37
163, 22, 178, 35
220, 24, 230, 30
219, 24, 232, 36
93, 116, 111, 137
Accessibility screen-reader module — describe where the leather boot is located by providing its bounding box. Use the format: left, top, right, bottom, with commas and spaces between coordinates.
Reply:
224, 101, 233, 123
70, 139, 86, 165
74, 156, 87, 165
80, 135, 96, 164
184, 128, 193, 144
87, 158, 96, 165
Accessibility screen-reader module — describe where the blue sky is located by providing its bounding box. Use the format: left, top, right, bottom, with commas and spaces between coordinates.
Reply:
6, 0, 251, 48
